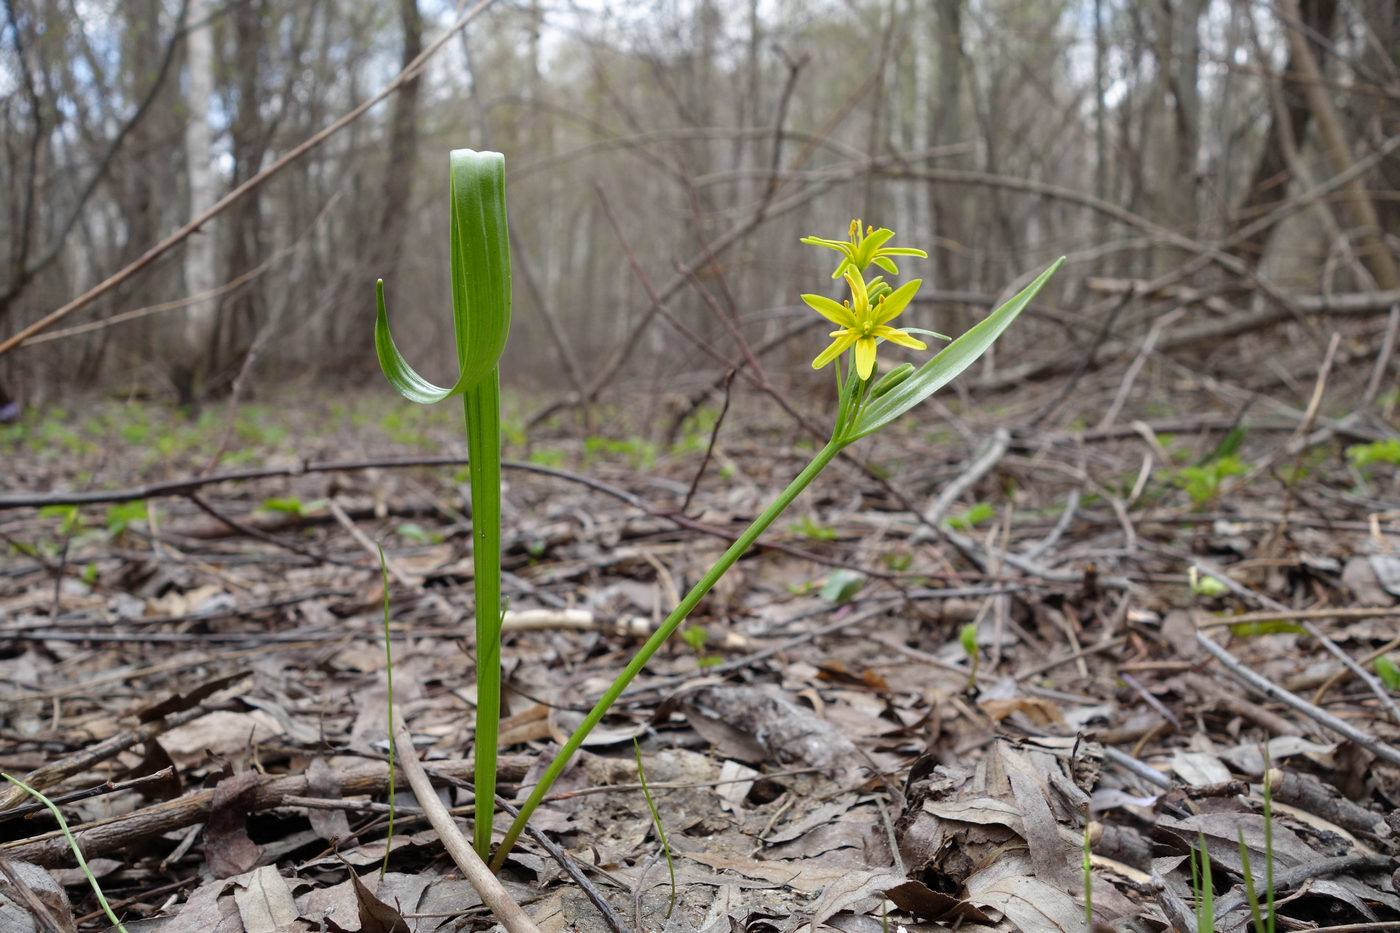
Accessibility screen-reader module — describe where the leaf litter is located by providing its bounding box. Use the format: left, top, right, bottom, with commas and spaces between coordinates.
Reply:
0, 385, 1397, 932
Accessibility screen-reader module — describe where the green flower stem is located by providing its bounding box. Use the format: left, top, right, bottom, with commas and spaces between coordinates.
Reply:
465, 369, 504, 858
490, 437, 845, 870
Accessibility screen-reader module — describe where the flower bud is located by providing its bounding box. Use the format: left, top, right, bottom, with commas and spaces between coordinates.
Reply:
870, 362, 914, 396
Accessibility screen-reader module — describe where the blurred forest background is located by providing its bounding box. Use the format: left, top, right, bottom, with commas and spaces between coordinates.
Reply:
1, 0, 1397, 416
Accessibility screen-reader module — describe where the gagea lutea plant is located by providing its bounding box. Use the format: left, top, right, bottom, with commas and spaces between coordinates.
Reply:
376, 151, 1063, 870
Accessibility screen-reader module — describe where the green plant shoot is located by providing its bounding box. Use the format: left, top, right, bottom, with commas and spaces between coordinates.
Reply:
960, 622, 980, 691
375, 149, 510, 859
634, 739, 676, 918
377, 542, 396, 879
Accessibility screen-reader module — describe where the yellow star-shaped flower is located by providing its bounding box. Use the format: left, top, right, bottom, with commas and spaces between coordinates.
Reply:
803, 269, 926, 380
800, 219, 928, 279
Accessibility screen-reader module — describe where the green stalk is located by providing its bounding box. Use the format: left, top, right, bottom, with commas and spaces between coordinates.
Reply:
3, 774, 129, 932
376, 543, 396, 879
490, 438, 845, 870
465, 370, 503, 858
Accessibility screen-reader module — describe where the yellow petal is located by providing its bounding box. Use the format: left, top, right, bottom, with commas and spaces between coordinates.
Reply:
802, 293, 857, 327
872, 279, 922, 325
873, 326, 927, 351
854, 337, 877, 380
812, 331, 858, 370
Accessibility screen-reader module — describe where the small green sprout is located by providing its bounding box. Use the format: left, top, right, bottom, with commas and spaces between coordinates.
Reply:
679, 626, 722, 668
792, 514, 837, 541
960, 622, 980, 691
634, 739, 676, 917
1375, 656, 1400, 691
1346, 438, 1400, 469
2, 774, 129, 932
1189, 566, 1231, 598
945, 502, 994, 530
104, 500, 147, 538
820, 568, 864, 604
1174, 454, 1246, 506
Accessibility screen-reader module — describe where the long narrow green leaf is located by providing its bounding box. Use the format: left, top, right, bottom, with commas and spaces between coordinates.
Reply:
375, 150, 511, 403
845, 257, 1063, 441
373, 149, 511, 860
466, 369, 503, 858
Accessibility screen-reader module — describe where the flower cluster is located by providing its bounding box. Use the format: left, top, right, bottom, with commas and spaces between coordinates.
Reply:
801, 220, 930, 381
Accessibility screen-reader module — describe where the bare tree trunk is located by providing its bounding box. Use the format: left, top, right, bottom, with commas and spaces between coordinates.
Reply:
177, 0, 218, 410
1168, 0, 1203, 237
1229, 0, 1336, 263
928, 0, 964, 289
1280, 0, 1399, 290
376, 0, 422, 286
219, 0, 269, 390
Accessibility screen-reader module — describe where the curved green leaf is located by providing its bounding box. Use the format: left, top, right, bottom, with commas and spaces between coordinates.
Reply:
844, 257, 1063, 442
374, 149, 511, 404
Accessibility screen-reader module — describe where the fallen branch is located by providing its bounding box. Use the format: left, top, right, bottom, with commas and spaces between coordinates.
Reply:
1195, 631, 1400, 768
390, 711, 542, 933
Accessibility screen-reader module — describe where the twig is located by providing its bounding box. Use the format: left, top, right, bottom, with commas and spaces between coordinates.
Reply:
1020, 488, 1080, 562
325, 499, 416, 589
1360, 303, 1400, 412
1098, 306, 1186, 429
918, 428, 1010, 529
680, 369, 735, 515
1213, 854, 1395, 922
0, 758, 474, 867
1195, 631, 1400, 767
1189, 554, 1400, 725
0, 704, 223, 811
185, 491, 353, 569
1101, 746, 1172, 789
389, 711, 542, 933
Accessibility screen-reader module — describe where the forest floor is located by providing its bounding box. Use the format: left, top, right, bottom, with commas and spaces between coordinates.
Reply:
0, 364, 1398, 933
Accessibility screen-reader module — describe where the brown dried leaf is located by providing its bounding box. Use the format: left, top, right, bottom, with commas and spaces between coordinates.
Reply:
232, 865, 301, 933
207, 771, 262, 878
0, 859, 76, 933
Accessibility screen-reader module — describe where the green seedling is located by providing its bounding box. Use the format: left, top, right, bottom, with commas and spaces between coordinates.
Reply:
634, 739, 676, 917
1189, 566, 1230, 598
1229, 620, 1306, 638
1174, 453, 1246, 507
378, 187, 1061, 870
2, 774, 129, 932
1347, 438, 1400, 470
944, 501, 994, 530
39, 503, 84, 538
960, 622, 980, 692
1375, 656, 1400, 691
395, 522, 442, 545
104, 500, 148, 539
679, 626, 722, 668
792, 514, 837, 541
1192, 829, 1215, 932
881, 550, 912, 572
820, 568, 864, 604
258, 496, 323, 517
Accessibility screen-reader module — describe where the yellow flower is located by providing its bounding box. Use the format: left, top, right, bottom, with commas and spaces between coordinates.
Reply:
803, 269, 926, 380
801, 219, 928, 279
